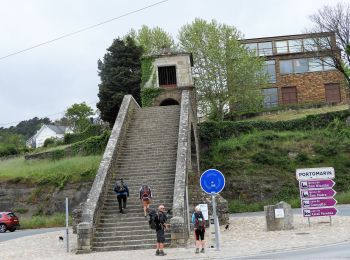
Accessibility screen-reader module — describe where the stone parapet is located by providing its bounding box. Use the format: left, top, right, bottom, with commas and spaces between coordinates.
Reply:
76, 95, 140, 253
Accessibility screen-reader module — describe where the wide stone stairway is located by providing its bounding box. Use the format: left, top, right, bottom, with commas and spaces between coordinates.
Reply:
92, 105, 180, 252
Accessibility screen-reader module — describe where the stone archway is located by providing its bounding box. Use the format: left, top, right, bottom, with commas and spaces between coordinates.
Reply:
159, 98, 180, 106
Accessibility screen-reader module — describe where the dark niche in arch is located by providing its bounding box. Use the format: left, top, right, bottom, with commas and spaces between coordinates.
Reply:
159, 98, 179, 106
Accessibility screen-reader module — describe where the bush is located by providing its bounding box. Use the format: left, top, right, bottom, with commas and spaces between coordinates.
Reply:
70, 131, 110, 156
199, 110, 350, 146
43, 138, 55, 147
64, 125, 101, 144
0, 145, 18, 157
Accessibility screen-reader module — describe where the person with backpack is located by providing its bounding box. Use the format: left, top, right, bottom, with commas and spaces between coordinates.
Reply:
113, 178, 129, 214
192, 205, 206, 254
149, 204, 168, 256
139, 185, 152, 217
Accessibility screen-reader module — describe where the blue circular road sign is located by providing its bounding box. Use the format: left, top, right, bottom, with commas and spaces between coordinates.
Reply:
200, 169, 225, 194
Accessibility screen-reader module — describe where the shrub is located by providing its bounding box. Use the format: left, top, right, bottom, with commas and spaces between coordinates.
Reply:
43, 138, 55, 147
199, 110, 350, 146
64, 125, 101, 144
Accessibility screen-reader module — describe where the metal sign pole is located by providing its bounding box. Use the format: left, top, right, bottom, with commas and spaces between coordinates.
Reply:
211, 193, 220, 251
65, 197, 69, 253
308, 216, 310, 228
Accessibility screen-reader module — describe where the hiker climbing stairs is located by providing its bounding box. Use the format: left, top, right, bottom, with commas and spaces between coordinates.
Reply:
92, 105, 180, 252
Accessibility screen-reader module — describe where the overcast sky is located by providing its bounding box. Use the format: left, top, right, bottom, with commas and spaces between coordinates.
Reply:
0, 0, 338, 127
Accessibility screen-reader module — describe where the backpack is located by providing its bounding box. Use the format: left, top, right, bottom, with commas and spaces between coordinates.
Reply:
141, 185, 150, 200
148, 209, 159, 230
194, 212, 204, 230
114, 180, 126, 193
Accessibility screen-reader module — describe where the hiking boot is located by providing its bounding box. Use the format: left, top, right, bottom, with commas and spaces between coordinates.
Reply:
120, 210, 126, 214
155, 249, 160, 256
159, 251, 167, 256
195, 248, 199, 254
200, 248, 205, 253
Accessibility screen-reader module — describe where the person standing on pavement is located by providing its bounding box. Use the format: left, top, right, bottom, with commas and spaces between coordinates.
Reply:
192, 205, 206, 253
155, 204, 168, 256
113, 178, 129, 214
139, 184, 152, 217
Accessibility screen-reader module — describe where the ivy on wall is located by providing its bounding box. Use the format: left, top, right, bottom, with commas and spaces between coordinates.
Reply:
141, 57, 163, 106
141, 88, 164, 107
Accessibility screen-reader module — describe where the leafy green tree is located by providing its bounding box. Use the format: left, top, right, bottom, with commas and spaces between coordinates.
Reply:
65, 102, 94, 132
97, 37, 143, 126
307, 2, 350, 89
127, 25, 175, 55
179, 19, 267, 121
13, 117, 51, 139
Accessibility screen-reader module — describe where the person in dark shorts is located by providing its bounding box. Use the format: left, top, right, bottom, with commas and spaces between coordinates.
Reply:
192, 205, 206, 253
155, 204, 168, 256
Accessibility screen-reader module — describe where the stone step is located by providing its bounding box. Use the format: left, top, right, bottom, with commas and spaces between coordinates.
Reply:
92, 243, 171, 252
94, 229, 155, 237
100, 205, 173, 213
92, 238, 171, 248
93, 233, 170, 242
101, 201, 173, 208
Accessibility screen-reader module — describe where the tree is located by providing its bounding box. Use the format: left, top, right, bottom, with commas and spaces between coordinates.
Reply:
178, 19, 268, 121
307, 2, 350, 89
65, 102, 94, 132
97, 37, 143, 126
14, 117, 51, 139
127, 25, 175, 55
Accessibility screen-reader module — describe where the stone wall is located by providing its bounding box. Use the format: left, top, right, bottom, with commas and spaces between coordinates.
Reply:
275, 69, 348, 104
76, 95, 140, 253
0, 181, 91, 217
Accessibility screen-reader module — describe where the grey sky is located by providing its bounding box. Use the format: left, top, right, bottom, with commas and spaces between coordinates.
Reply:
0, 0, 337, 127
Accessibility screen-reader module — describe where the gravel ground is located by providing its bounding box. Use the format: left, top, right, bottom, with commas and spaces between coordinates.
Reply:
1, 214, 349, 259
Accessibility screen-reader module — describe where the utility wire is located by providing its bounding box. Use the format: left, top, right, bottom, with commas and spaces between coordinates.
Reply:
0, 0, 169, 61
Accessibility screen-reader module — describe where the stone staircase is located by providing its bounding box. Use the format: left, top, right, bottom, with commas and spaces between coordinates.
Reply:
92, 105, 180, 252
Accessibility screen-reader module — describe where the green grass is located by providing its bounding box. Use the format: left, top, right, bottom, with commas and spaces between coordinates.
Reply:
244, 104, 348, 122
201, 125, 350, 213
0, 155, 102, 187
20, 213, 72, 229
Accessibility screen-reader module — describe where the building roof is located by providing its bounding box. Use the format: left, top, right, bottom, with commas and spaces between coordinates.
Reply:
46, 125, 69, 134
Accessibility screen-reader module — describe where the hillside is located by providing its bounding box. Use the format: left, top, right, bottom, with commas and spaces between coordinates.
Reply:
200, 108, 350, 212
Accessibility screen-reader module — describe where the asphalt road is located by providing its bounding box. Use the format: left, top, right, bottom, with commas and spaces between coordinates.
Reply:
237, 242, 350, 259
0, 227, 65, 242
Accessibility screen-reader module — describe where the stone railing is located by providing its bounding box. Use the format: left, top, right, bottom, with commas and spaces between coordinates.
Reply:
170, 90, 191, 245
76, 95, 140, 253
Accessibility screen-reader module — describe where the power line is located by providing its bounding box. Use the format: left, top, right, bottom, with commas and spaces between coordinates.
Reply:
0, 0, 169, 61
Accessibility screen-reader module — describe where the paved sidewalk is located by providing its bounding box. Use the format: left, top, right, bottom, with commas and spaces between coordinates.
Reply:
1, 214, 350, 259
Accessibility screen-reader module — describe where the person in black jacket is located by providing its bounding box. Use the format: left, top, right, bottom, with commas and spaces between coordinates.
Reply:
113, 178, 129, 214
155, 204, 168, 256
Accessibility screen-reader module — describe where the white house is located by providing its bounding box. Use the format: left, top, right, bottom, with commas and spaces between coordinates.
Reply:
26, 125, 73, 148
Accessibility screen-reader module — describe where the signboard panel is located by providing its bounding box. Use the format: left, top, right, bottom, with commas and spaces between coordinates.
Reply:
299, 180, 335, 190
303, 208, 338, 217
300, 189, 336, 199
301, 198, 337, 208
198, 204, 209, 220
296, 167, 335, 180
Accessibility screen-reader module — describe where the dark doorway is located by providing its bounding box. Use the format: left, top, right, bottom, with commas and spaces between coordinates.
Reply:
325, 83, 341, 103
159, 99, 179, 106
281, 86, 298, 104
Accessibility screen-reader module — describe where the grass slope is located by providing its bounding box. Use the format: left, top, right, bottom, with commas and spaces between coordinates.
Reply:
0, 155, 102, 187
201, 119, 350, 213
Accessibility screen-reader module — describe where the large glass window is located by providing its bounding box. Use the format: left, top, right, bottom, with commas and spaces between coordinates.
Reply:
276, 41, 288, 53
308, 58, 323, 72
258, 42, 273, 56
323, 57, 335, 70
263, 60, 276, 83
288, 39, 302, 53
280, 60, 293, 74
303, 38, 317, 52
294, 59, 308, 73
262, 88, 278, 108
245, 43, 258, 55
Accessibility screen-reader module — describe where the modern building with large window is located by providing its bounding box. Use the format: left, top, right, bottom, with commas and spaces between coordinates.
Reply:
242, 32, 348, 108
